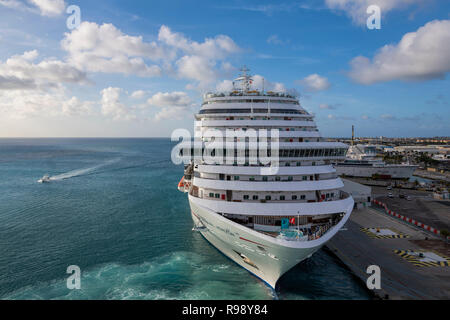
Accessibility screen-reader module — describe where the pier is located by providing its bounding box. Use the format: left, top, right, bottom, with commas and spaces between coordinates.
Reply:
326, 206, 450, 300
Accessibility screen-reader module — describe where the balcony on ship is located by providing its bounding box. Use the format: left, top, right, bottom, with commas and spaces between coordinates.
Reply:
221, 212, 345, 242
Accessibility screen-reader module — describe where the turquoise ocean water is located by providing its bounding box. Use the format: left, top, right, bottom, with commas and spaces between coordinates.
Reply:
0, 138, 370, 300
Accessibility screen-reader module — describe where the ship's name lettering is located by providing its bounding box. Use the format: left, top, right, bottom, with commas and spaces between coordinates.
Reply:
216, 226, 236, 237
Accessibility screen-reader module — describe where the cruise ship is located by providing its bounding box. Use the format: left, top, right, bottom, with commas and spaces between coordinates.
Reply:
177, 68, 354, 289
335, 144, 417, 180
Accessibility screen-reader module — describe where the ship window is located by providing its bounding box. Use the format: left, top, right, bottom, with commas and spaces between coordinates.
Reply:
265, 195, 272, 201
280, 196, 285, 201
253, 195, 259, 200
215, 193, 220, 198
275, 176, 281, 181
301, 195, 306, 200
234, 176, 240, 180
249, 177, 255, 181
292, 195, 298, 200
285, 162, 291, 167
302, 176, 307, 181
288, 176, 293, 181
209, 193, 214, 197
263, 176, 268, 181
244, 195, 250, 200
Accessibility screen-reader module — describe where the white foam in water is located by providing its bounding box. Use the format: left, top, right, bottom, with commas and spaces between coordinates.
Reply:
48, 158, 120, 181
3, 251, 272, 300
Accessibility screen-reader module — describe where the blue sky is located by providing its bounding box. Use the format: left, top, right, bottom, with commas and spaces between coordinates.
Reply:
0, 0, 449, 137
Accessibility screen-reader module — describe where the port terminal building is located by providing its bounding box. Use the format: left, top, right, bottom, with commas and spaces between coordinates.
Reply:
342, 179, 372, 210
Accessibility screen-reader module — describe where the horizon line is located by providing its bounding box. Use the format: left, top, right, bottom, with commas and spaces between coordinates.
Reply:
0, 136, 449, 139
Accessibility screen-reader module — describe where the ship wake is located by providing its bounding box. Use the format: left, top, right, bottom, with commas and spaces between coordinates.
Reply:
48, 158, 120, 181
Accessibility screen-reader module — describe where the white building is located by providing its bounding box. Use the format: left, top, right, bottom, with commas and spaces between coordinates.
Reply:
342, 179, 372, 209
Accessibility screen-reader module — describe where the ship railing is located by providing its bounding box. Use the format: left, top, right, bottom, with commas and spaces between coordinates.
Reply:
340, 191, 350, 200
259, 220, 338, 242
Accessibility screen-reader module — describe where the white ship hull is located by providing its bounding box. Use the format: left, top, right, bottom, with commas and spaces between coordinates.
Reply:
189, 195, 353, 289
336, 164, 417, 179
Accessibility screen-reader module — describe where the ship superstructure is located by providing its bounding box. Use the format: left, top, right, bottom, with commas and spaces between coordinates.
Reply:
177, 68, 354, 288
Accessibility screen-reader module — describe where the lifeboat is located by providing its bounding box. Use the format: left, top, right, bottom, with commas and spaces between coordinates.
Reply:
178, 177, 185, 192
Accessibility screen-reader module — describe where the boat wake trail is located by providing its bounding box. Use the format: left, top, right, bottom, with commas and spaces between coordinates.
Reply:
49, 158, 120, 181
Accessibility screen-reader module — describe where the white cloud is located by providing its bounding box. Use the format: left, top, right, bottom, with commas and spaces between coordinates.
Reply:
267, 35, 289, 45
325, 0, 423, 25
298, 74, 331, 92
146, 91, 193, 121
251, 74, 286, 92
0, 85, 93, 119
0, 87, 63, 119
0, 75, 36, 90
0, 0, 23, 9
216, 79, 234, 92
58, 22, 241, 88
176, 55, 217, 87
158, 25, 240, 60
100, 87, 134, 120
326, 113, 354, 121
221, 3, 321, 16
0, 50, 94, 119
130, 90, 147, 99
380, 114, 396, 120
348, 20, 450, 84
0, 50, 87, 90
158, 25, 240, 89
28, 0, 65, 16
62, 96, 94, 116
154, 106, 190, 122
147, 91, 192, 108
0, 0, 66, 16
62, 22, 166, 77
319, 104, 335, 110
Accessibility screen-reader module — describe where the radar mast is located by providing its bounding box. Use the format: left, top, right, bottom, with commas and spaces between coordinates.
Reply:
233, 66, 253, 93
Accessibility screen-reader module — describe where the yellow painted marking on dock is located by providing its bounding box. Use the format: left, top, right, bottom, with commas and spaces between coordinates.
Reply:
360, 228, 410, 239
393, 250, 450, 267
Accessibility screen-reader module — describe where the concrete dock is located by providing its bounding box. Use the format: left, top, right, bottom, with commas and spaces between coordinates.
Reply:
326, 207, 450, 300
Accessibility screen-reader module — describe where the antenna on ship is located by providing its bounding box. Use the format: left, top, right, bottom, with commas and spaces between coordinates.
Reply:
233, 66, 253, 94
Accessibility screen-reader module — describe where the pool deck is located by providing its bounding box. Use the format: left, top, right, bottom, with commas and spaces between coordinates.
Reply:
326, 207, 450, 300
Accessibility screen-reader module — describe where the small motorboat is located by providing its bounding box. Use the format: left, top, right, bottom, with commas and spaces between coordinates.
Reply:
38, 175, 51, 183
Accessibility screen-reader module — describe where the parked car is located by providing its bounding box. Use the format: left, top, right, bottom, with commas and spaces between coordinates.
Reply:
406, 196, 412, 201
388, 193, 394, 198
387, 186, 392, 190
